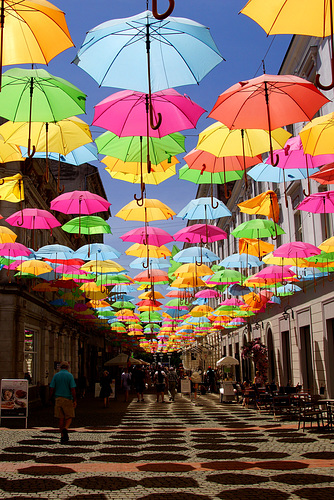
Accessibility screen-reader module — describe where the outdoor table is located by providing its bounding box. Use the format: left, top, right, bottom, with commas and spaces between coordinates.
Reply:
319, 399, 334, 429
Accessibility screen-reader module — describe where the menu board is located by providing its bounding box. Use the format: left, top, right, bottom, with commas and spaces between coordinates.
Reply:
0, 379, 29, 418
180, 379, 191, 394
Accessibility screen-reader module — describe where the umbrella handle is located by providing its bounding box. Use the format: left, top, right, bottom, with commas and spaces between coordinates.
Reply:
0, 178, 4, 185
134, 182, 145, 206
152, 0, 175, 20
270, 152, 279, 167
149, 102, 162, 130
211, 194, 219, 209
16, 210, 24, 227
27, 145, 36, 159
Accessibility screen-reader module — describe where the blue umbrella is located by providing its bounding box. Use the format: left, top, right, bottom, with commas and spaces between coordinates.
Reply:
73, 243, 121, 260
129, 257, 170, 269
73, 10, 223, 93
173, 246, 219, 263
220, 253, 262, 269
35, 244, 74, 261
165, 308, 188, 318
275, 284, 302, 296
248, 162, 319, 183
177, 197, 231, 220
21, 143, 99, 166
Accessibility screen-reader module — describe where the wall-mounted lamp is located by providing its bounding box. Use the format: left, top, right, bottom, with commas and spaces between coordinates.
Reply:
282, 305, 294, 321
253, 321, 264, 330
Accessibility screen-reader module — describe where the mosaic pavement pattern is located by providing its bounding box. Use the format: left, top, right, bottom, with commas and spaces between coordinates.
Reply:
0, 393, 334, 499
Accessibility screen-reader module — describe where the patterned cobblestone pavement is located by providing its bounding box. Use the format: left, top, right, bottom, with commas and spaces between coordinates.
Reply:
0, 393, 334, 499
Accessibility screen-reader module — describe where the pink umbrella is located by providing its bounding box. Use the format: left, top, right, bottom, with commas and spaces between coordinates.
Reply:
0, 242, 32, 257
120, 226, 173, 246
273, 241, 322, 259
173, 223, 227, 244
252, 265, 297, 280
265, 135, 334, 199
50, 190, 111, 215
219, 298, 245, 307
92, 89, 205, 139
6, 208, 61, 249
195, 289, 220, 298
54, 264, 88, 275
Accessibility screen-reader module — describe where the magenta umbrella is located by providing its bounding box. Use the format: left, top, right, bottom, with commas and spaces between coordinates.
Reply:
195, 289, 220, 298
120, 226, 173, 246
54, 264, 88, 275
273, 242, 321, 259
265, 135, 334, 199
173, 223, 227, 245
0, 242, 32, 258
92, 89, 205, 138
297, 192, 334, 238
50, 190, 111, 215
252, 265, 297, 280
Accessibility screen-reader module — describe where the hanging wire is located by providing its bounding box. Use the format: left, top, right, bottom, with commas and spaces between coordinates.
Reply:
253, 36, 276, 78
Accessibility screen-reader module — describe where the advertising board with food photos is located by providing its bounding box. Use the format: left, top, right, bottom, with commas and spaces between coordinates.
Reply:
0, 379, 28, 427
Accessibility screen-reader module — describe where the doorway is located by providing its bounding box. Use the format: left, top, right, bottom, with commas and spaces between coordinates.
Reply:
281, 330, 292, 386
299, 325, 314, 392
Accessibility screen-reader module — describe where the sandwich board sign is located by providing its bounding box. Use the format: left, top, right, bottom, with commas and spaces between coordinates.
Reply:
0, 379, 29, 428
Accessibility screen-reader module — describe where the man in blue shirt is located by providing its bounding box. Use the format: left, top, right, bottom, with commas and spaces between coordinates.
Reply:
49, 361, 77, 444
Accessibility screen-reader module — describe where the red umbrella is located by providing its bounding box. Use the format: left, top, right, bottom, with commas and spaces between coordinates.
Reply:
310, 162, 334, 185
209, 74, 329, 165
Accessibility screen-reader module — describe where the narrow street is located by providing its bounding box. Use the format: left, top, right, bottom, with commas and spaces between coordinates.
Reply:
0, 393, 334, 499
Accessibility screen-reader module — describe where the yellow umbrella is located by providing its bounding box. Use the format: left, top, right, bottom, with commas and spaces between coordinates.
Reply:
0, 226, 17, 243
138, 290, 165, 299
191, 305, 214, 317
81, 260, 124, 273
262, 252, 312, 267
300, 113, 334, 155
105, 166, 176, 185
115, 198, 175, 222
197, 122, 290, 157
102, 155, 179, 173
319, 237, 334, 253
80, 282, 108, 300
125, 243, 171, 258
0, 141, 23, 162
138, 305, 161, 311
86, 299, 110, 308
16, 259, 53, 275
0, 116, 92, 155
173, 263, 213, 278
32, 282, 58, 292
0, 173, 24, 203
171, 276, 206, 288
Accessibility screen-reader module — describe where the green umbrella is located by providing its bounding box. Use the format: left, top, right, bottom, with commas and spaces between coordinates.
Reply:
231, 219, 285, 239
205, 269, 245, 285
179, 165, 244, 184
0, 68, 86, 123
140, 311, 162, 322
96, 274, 133, 286
95, 131, 185, 164
111, 300, 135, 310
62, 216, 111, 236
98, 310, 116, 317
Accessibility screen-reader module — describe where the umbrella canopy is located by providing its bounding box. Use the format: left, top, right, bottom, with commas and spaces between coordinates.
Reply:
73, 243, 121, 261
21, 142, 99, 166
184, 148, 262, 172
116, 199, 175, 222
6, 208, 61, 230
248, 162, 317, 183
0, 0, 73, 70
62, 216, 111, 235
220, 253, 262, 269
173, 247, 220, 263
173, 224, 227, 244
209, 74, 327, 163
300, 113, 334, 156
129, 257, 170, 270
73, 10, 223, 93
0, 173, 24, 203
104, 353, 130, 366
310, 163, 334, 184
0, 116, 92, 155
16, 259, 53, 276
125, 243, 171, 259
106, 166, 176, 185
0, 242, 32, 257
0, 226, 17, 243
121, 227, 173, 246
297, 191, 334, 214
238, 190, 279, 223
273, 242, 321, 259
0, 68, 86, 122
95, 131, 185, 164
93, 88, 205, 138
239, 238, 274, 258
35, 244, 75, 263
231, 219, 285, 239
51, 190, 110, 215
177, 197, 231, 220
179, 165, 244, 184
217, 356, 239, 366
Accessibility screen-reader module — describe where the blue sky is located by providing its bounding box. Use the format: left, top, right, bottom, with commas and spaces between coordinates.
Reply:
42, 0, 292, 276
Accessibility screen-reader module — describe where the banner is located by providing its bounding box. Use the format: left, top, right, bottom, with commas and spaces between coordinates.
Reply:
0, 379, 28, 417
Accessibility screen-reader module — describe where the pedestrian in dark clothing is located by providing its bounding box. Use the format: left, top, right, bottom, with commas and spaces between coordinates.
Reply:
133, 365, 146, 402
49, 361, 77, 444
207, 366, 215, 393
100, 370, 111, 408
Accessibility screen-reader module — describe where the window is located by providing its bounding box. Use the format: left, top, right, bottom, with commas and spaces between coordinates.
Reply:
24, 329, 37, 384
294, 210, 303, 242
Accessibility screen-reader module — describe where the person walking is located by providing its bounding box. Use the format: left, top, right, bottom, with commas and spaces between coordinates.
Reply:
190, 369, 202, 401
167, 366, 178, 401
49, 361, 77, 444
121, 367, 132, 402
99, 370, 111, 408
154, 364, 167, 403
133, 365, 145, 402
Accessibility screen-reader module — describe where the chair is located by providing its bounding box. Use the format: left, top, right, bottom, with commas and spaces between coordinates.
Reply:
272, 395, 293, 420
256, 392, 273, 414
297, 395, 325, 431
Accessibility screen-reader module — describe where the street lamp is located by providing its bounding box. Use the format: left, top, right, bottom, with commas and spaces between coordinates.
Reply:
167, 352, 172, 367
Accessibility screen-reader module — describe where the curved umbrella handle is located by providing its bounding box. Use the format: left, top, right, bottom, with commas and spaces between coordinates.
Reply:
270, 152, 279, 167
16, 209, 24, 227
152, 0, 175, 20
57, 177, 65, 194
0, 178, 4, 185
149, 100, 162, 130
134, 181, 146, 206
316, 67, 334, 91
27, 145, 36, 159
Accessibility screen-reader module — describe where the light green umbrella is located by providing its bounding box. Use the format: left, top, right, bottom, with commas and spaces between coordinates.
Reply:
62, 216, 111, 236
111, 300, 135, 310
231, 219, 285, 239
179, 164, 244, 184
96, 274, 133, 286
95, 131, 185, 164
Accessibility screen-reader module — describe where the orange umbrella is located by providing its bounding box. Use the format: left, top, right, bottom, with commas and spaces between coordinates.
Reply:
238, 190, 279, 223
239, 238, 274, 258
